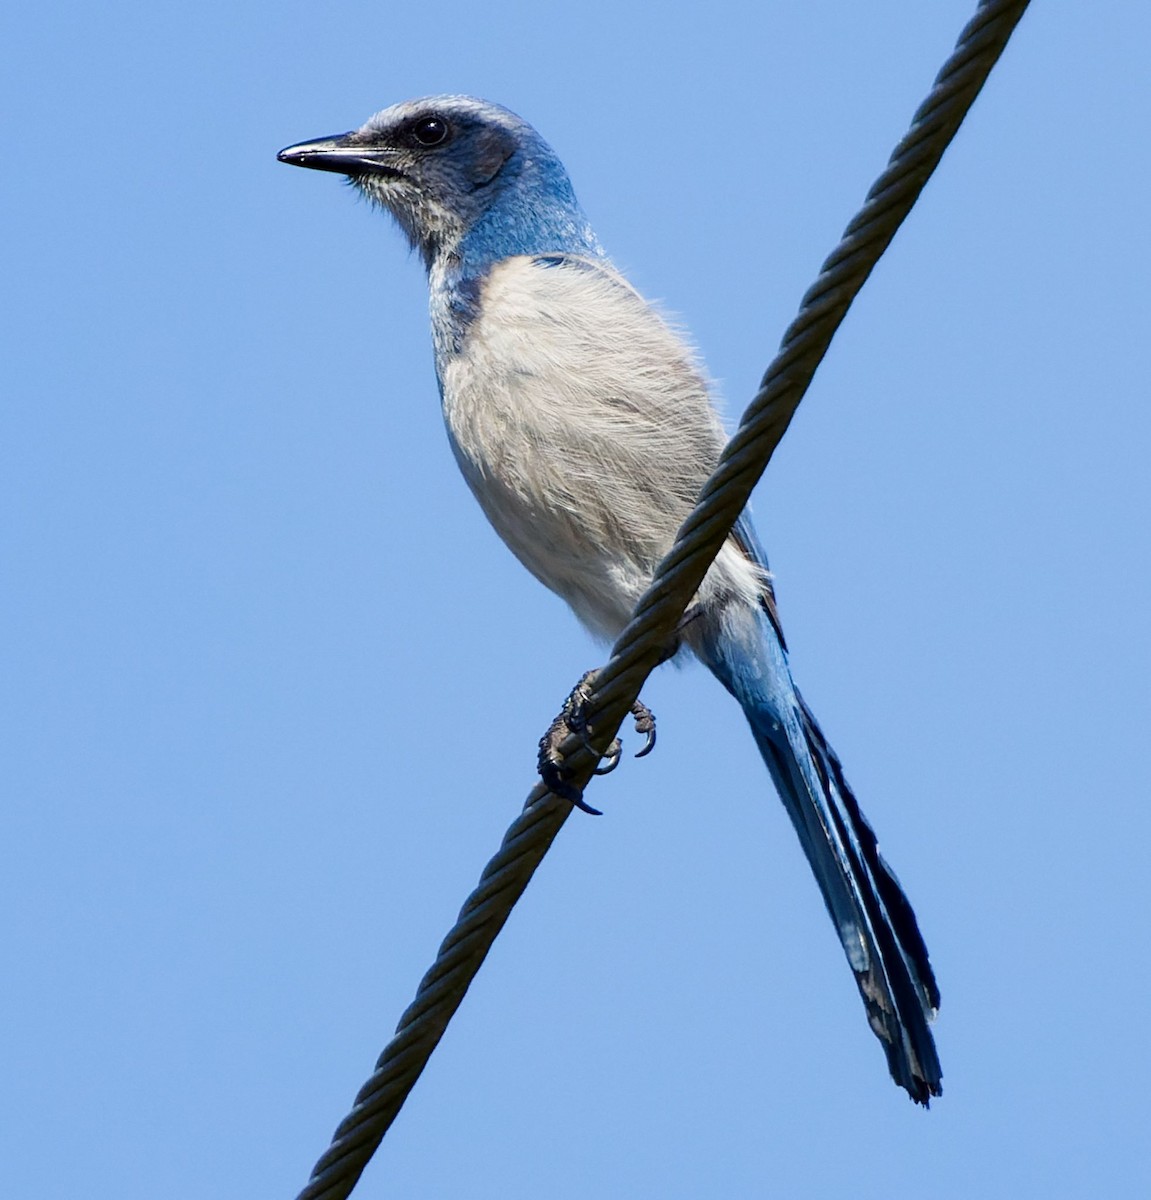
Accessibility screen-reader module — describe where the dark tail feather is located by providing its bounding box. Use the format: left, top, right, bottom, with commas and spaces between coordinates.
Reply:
702, 616, 942, 1104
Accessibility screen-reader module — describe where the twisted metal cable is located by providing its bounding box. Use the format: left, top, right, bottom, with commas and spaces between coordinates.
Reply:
294, 3, 1030, 1196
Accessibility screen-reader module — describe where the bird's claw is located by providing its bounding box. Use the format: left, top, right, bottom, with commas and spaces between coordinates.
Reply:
593, 738, 623, 775
630, 700, 657, 758
536, 670, 657, 812
537, 751, 603, 815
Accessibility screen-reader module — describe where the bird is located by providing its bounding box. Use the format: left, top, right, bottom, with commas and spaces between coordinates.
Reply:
278, 95, 942, 1104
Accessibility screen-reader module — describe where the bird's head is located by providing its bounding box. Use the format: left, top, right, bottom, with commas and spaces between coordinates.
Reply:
278, 96, 599, 273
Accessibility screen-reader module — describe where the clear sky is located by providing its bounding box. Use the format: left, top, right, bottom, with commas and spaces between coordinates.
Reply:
4, 3, 1149, 1197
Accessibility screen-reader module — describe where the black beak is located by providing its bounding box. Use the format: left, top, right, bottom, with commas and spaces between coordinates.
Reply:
277, 133, 402, 178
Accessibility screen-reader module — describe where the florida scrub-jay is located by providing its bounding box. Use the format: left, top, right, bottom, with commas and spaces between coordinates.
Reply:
278, 96, 942, 1104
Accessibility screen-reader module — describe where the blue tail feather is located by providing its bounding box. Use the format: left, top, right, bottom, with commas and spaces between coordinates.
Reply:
698, 604, 942, 1104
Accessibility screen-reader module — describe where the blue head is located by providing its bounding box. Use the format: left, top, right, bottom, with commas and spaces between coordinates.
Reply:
278, 96, 602, 279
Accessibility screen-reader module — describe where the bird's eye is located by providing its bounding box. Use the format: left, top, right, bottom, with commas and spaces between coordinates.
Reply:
412, 117, 450, 147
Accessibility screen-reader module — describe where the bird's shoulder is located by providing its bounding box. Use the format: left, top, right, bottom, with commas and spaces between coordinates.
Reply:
477, 253, 648, 322
451, 253, 701, 378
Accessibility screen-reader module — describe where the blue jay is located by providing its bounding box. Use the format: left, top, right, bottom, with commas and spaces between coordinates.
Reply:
279, 96, 942, 1104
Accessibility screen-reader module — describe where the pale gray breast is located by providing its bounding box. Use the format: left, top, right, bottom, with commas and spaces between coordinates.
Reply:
436, 254, 763, 638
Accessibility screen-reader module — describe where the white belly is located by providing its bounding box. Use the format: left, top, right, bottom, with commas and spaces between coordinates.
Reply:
435, 254, 763, 640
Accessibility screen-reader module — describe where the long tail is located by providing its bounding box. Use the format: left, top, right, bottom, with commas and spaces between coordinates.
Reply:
698, 603, 942, 1104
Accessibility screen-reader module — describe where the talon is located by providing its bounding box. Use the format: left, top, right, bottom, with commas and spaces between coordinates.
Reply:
538, 747, 603, 814
567, 789, 603, 816
593, 738, 623, 776
631, 700, 657, 758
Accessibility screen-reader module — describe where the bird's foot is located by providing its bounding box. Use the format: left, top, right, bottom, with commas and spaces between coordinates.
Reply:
537, 669, 657, 814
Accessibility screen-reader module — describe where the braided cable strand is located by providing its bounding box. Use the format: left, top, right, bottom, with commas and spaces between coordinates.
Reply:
294, 3, 1030, 1196
590, 0, 1031, 724
298, 782, 567, 1200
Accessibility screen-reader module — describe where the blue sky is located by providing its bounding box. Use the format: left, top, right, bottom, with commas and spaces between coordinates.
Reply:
4, 3, 1149, 1197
